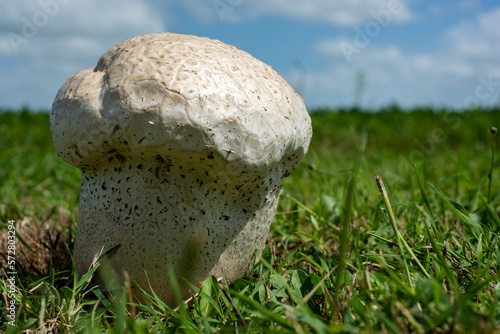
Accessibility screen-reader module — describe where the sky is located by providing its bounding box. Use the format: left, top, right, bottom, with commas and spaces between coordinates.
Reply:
1, 0, 499, 111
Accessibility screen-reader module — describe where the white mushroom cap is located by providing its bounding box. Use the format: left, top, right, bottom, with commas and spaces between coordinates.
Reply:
50, 32, 312, 304
51, 32, 311, 178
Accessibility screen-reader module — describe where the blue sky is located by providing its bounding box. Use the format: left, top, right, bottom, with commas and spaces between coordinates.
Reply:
1, 0, 499, 111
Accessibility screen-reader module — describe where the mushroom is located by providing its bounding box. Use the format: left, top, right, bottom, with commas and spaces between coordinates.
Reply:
50, 32, 312, 304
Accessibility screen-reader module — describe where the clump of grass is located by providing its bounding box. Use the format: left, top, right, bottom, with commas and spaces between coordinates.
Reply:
0, 216, 74, 276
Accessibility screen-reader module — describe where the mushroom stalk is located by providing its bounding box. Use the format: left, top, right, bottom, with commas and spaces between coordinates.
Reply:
75, 161, 283, 302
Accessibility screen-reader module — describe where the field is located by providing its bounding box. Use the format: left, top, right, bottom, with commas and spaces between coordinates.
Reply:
1, 106, 500, 333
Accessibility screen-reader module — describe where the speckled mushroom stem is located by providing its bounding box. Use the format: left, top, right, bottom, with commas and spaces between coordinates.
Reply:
73, 160, 284, 303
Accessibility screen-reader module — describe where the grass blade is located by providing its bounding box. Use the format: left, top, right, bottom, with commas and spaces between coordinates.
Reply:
334, 171, 356, 315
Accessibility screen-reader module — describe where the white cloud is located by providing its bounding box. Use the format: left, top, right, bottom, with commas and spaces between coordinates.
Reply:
445, 8, 500, 64
307, 7, 500, 108
459, 0, 480, 10
252, 0, 414, 26
1, 0, 165, 57
427, 0, 481, 19
183, 0, 414, 26
0, 0, 166, 109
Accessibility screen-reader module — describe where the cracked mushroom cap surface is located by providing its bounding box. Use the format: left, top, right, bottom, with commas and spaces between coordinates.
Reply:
50, 32, 312, 177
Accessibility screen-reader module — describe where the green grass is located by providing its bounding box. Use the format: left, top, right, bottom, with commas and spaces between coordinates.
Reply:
1, 106, 499, 333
